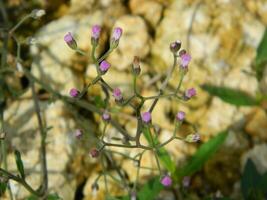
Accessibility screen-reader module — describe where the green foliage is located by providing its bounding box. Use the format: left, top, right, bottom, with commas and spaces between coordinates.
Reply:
241, 159, 267, 200
93, 95, 106, 108
0, 181, 7, 196
27, 193, 61, 200
175, 131, 228, 180
136, 176, 163, 200
14, 149, 25, 179
119, 177, 163, 200
201, 84, 258, 106
254, 27, 267, 81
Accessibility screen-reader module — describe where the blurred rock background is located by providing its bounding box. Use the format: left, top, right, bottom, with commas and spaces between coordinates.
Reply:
2, 0, 267, 199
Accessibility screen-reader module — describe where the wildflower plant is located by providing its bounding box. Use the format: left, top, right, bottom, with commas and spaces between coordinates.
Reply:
0, 5, 201, 199
61, 25, 200, 198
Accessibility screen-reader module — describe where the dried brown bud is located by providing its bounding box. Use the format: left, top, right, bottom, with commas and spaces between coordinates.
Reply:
90, 148, 99, 158
132, 56, 141, 75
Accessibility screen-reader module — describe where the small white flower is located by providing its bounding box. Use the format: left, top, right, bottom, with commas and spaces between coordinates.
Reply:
31, 9, 46, 19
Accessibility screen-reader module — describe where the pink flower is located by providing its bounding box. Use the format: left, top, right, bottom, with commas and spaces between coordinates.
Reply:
182, 176, 191, 188
184, 88, 196, 99
74, 129, 83, 139
102, 111, 111, 122
69, 88, 80, 98
176, 111, 185, 121
64, 32, 77, 49
160, 175, 172, 187
180, 53, 191, 68
141, 112, 151, 123
91, 25, 101, 39
112, 27, 123, 41
99, 60, 111, 73
113, 88, 123, 101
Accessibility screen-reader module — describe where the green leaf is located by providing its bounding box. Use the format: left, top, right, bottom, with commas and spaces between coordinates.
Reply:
14, 149, 25, 179
241, 159, 265, 200
0, 181, 7, 196
255, 27, 267, 81
47, 193, 62, 200
27, 194, 61, 200
142, 126, 176, 173
201, 84, 258, 106
94, 95, 105, 108
258, 172, 267, 194
175, 131, 228, 180
137, 176, 163, 200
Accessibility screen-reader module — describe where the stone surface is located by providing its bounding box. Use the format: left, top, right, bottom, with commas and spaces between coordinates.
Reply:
241, 144, 267, 174
31, 12, 105, 96
245, 108, 267, 141
4, 99, 76, 199
107, 15, 151, 70
129, 0, 163, 28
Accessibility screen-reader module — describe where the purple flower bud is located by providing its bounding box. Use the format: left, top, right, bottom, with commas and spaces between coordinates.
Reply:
91, 25, 101, 40
160, 175, 172, 187
74, 129, 83, 139
69, 88, 80, 98
179, 49, 186, 57
99, 60, 111, 74
141, 112, 151, 124
184, 88, 196, 100
64, 32, 77, 50
176, 111, 185, 121
112, 27, 123, 41
110, 27, 123, 49
130, 191, 137, 200
90, 148, 99, 158
180, 53, 191, 68
170, 40, 181, 53
113, 88, 123, 102
182, 176, 191, 188
185, 133, 200, 143
102, 111, 111, 122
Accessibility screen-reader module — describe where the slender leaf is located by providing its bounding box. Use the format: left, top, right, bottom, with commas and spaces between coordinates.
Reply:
175, 131, 228, 180
241, 159, 267, 200
255, 27, 267, 80
0, 181, 7, 196
47, 193, 62, 200
14, 149, 25, 179
27, 194, 61, 200
201, 84, 258, 106
137, 176, 163, 200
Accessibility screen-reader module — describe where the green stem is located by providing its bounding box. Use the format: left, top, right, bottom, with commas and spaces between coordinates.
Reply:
97, 48, 113, 64
101, 155, 109, 197
146, 126, 162, 175
79, 75, 101, 98
144, 93, 177, 100
75, 49, 87, 56
156, 123, 180, 148
9, 14, 31, 35
175, 71, 185, 94
30, 81, 48, 195
149, 54, 177, 113
0, 168, 41, 197
22, 68, 135, 141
